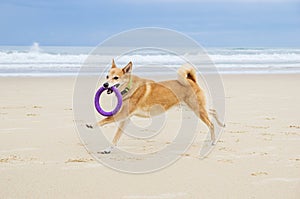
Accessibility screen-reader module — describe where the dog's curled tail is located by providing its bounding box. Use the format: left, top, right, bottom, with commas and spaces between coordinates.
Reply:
177, 64, 197, 86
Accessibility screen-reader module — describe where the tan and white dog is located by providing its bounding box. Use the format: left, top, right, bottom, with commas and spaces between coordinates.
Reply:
87, 60, 224, 154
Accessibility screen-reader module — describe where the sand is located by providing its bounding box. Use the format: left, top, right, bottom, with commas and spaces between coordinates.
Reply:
0, 74, 299, 198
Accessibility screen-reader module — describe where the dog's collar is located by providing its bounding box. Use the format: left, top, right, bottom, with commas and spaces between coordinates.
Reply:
121, 75, 132, 96
121, 87, 130, 95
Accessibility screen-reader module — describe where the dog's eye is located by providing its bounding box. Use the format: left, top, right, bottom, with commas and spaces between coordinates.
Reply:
106, 75, 109, 79
113, 76, 119, 80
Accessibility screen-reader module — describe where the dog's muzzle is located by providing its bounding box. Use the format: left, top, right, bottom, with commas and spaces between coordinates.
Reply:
105, 83, 120, 95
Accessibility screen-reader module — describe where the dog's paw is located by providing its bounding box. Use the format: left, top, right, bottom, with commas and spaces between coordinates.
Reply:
86, 124, 94, 129
211, 140, 217, 146
99, 146, 114, 154
100, 150, 111, 154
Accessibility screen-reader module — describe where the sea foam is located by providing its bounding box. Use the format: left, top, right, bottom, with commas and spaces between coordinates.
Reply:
0, 45, 299, 76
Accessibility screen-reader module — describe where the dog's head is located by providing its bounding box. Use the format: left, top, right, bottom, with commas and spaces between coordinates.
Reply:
103, 59, 132, 94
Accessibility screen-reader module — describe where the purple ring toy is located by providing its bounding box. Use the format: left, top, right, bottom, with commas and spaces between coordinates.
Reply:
94, 86, 122, 116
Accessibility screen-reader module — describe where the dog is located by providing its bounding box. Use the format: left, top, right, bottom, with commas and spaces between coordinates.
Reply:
86, 59, 224, 154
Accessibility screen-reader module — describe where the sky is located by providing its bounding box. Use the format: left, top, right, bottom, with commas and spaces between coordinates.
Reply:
0, 0, 299, 47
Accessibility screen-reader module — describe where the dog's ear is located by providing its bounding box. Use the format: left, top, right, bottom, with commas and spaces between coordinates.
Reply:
122, 61, 132, 74
111, 59, 117, 68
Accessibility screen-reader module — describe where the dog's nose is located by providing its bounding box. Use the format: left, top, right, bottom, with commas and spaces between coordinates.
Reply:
103, 82, 109, 88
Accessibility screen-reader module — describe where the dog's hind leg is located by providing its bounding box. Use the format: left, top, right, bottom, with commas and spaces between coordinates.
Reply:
199, 107, 216, 144
209, 109, 225, 127
184, 98, 216, 144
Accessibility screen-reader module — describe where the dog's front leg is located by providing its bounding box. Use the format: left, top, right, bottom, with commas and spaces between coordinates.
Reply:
100, 119, 129, 154
97, 101, 131, 127
98, 116, 116, 126
85, 117, 115, 129
86, 101, 131, 129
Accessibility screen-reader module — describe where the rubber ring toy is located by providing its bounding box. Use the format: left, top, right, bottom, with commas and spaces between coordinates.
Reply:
94, 86, 122, 116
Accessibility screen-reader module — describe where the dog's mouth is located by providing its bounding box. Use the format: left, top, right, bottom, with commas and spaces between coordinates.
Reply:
106, 83, 120, 95
107, 88, 113, 95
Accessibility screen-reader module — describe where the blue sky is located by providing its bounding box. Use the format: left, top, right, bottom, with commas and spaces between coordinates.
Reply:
0, 0, 300, 47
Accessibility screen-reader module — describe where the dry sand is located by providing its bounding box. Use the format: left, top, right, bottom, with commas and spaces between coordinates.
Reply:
0, 74, 299, 198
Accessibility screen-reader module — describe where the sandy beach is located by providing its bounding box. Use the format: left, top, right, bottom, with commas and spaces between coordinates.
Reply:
0, 74, 299, 198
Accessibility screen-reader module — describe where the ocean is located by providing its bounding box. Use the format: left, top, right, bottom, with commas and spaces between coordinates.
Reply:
0, 43, 299, 76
